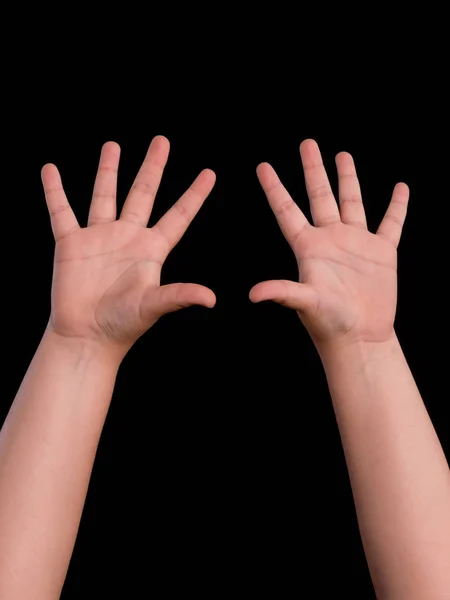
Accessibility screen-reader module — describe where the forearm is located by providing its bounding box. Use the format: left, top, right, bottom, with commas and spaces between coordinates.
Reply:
319, 335, 450, 599
0, 329, 121, 599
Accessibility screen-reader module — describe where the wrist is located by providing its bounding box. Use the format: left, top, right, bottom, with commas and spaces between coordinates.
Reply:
42, 324, 125, 370
316, 332, 402, 370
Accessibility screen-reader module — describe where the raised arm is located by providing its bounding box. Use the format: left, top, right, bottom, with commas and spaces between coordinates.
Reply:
250, 140, 450, 598
0, 137, 216, 599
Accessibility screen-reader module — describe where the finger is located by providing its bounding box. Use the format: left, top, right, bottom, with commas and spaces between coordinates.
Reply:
257, 162, 310, 247
249, 279, 318, 313
335, 151, 367, 228
142, 283, 216, 323
153, 169, 216, 254
300, 139, 340, 227
376, 182, 409, 248
88, 141, 120, 225
120, 135, 170, 227
41, 164, 80, 241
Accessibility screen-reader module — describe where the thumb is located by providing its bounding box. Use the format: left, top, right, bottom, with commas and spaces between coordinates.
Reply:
249, 280, 318, 313
142, 283, 216, 322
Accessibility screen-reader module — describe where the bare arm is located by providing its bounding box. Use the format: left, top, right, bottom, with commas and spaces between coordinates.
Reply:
251, 139, 450, 598
320, 336, 450, 598
0, 332, 120, 598
0, 137, 216, 599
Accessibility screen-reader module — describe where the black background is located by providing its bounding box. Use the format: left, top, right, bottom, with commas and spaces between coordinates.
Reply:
2, 81, 449, 598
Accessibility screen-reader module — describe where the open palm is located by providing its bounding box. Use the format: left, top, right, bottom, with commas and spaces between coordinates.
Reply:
43, 136, 216, 352
250, 140, 409, 347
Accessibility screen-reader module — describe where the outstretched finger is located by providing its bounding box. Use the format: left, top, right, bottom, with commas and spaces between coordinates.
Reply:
335, 151, 367, 228
376, 183, 409, 248
300, 139, 340, 227
120, 135, 170, 227
153, 169, 216, 254
88, 141, 120, 225
41, 164, 80, 241
257, 162, 310, 247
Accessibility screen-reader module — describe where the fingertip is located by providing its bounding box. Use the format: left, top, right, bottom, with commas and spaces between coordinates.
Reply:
152, 134, 170, 149
335, 151, 352, 163
256, 163, 278, 188
41, 163, 59, 182
249, 287, 257, 303
394, 181, 409, 196
249, 284, 265, 303
300, 138, 319, 153
256, 162, 272, 176
201, 168, 217, 183
192, 286, 216, 309
41, 162, 57, 172
102, 141, 121, 155
391, 183, 410, 210
204, 289, 217, 308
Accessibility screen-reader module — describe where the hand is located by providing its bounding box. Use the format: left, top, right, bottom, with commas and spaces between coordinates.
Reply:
250, 139, 409, 348
42, 136, 216, 354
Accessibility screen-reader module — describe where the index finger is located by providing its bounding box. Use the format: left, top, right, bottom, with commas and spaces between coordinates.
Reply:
153, 169, 216, 254
257, 162, 310, 246
41, 164, 80, 241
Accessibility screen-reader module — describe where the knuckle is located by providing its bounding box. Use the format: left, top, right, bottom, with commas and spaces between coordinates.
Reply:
174, 201, 190, 222
142, 161, 164, 178
304, 162, 324, 173
58, 225, 79, 239
46, 186, 64, 197
274, 199, 295, 217
89, 215, 113, 224
309, 184, 333, 200
132, 180, 155, 194
291, 229, 303, 245
50, 203, 70, 216
344, 220, 366, 229
340, 193, 362, 204
318, 214, 340, 225
97, 166, 118, 174
291, 222, 310, 244
265, 180, 281, 193
93, 190, 115, 199
338, 171, 357, 179
121, 210, 147, 227
390, 198, 408, 209
384, 212, 404, 227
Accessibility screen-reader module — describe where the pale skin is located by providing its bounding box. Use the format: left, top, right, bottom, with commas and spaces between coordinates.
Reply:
0, 138, 449, 599
250, 140, 450, 598
0, 136, 217, 599
47, 136, 216, 348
